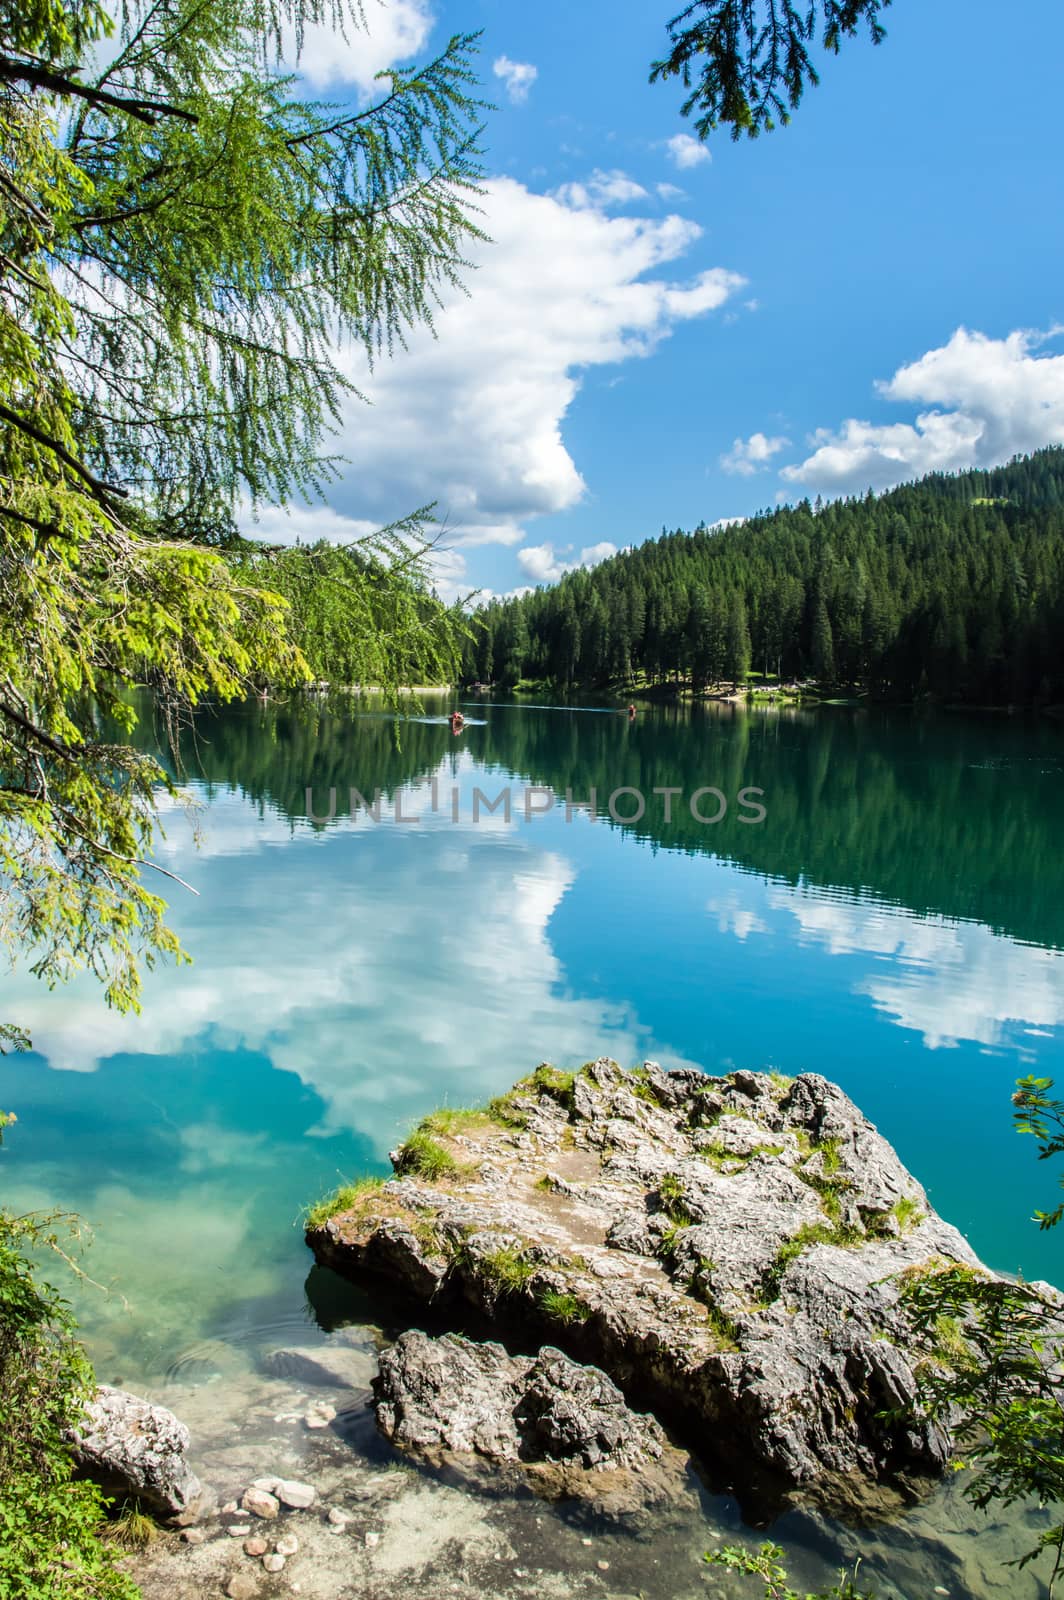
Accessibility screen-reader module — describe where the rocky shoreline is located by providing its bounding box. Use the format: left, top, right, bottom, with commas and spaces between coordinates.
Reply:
72, 1058, 1064, 1600
305, 1059, 991, 1522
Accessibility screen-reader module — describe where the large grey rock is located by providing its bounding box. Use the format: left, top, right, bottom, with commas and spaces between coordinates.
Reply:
307, 1061, 993, 1518
375, 1329, 690, 1512
72, 1385, 202, 1518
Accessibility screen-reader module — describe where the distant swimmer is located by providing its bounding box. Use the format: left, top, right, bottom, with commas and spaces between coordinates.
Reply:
450, 710, 465, 735
627, 703, 636, 720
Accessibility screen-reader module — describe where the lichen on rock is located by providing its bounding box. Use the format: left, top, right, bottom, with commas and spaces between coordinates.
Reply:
306, 1059, 987, 1518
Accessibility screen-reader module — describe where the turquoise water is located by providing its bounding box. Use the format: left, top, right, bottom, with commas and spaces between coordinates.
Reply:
2, 695, 1063, 1589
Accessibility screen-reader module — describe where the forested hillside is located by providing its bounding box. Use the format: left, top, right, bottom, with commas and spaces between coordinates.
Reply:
462, 450, 1064, 704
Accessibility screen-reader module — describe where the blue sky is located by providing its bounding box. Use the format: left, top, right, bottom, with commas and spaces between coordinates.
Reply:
255, 0, 1064, 598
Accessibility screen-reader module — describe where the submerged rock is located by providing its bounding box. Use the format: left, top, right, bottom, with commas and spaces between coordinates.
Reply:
307, 1060, 992, 1518
71, 1385, 202, 1518
375, 1329, 691, 1513
260, 1342, 375, 1390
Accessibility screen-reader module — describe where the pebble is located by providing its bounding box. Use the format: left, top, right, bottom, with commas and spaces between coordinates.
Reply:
263, 1554, 286, 1573
251, 1476, 280, 1493
304, 1403, 335, 1430
243, 1537, 268, 1557
225, 1578, 257, 1600
326, 1508, 350, 1526
597, 1560, 610, 1571
275, 1479, 316, 1510
242, 1487, 280, 1520
275, 1534, 299, 1557
364, 1531, 381, 1549
227, 1525, 252, 1538
181, 1527, 206, 1545
221, 1501, 239, 1515
933, 1591, 950, 1597
581, 1538, 592, 1547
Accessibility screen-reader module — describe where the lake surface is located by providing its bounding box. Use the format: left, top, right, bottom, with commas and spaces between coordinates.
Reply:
3, 695, 1063, 1596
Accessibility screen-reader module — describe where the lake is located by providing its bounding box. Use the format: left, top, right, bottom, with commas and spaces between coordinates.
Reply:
2, 694, 1062, 1596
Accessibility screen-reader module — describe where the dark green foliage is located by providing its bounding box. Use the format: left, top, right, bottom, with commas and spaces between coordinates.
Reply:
652, 0, 891, 142
899, 1265, 1064, 1590
1013, 1076, 1064, 1230
463, 449, 1064, 707
0, 1208, 140, 1600
706, 1540, 873, 1598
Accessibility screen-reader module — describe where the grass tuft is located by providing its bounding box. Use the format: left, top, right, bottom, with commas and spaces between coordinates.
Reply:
477, 1244, 536, 1294
525, 1064, 577, 1107
418, 1106, 496, 1137
539, 1289, 590, 1325
762, 1220, 864, 1302
305, 1174, 385, 1230
658, 1172, 694, 1226
104, 1504, 157, 1551
394, 1129, 459, 1181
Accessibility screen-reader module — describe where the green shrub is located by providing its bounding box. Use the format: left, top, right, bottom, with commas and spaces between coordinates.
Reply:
0, 1210, 141, 1600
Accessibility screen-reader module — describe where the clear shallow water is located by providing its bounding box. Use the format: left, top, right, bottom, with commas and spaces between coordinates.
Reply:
3, 695, 1064, 1594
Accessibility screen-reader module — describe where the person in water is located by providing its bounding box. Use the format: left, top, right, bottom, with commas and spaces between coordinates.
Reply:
627, 703, 636, 720
450, 710, 465, 735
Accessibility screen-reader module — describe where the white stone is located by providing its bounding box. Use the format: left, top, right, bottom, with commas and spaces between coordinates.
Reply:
275, 1479, 316, 1509
241, 1487, 279, 1520
262, 1553, 286, 1573
275, 1534, 299, 1557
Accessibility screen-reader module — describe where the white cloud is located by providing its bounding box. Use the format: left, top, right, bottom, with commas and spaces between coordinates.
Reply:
517, 539, 618, 584
493, 54, 538, 104
721, 431, 791, 476
783, 327, 1064, 496
554, 169, 649, 209
258, 178, 744, 551
9, 782, 693, 1132
769, 887, 1064, 1051
666, 132, 711, 170
707, 894, 767, 942
656, 182, 684, 200
285, 0, 433, 94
